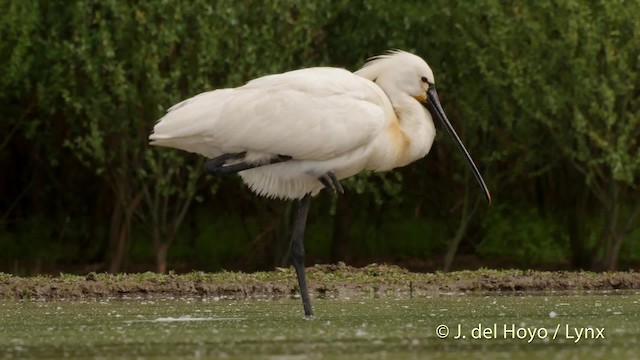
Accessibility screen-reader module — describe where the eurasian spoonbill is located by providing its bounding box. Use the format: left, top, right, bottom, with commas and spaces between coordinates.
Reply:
149, 50, 491, 317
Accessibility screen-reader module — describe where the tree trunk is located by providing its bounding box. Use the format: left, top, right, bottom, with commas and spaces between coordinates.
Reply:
154, 240, 170, 274
568, 186, 589, 269
443, 183, 477, 272
591, 185, 622, 271
107, 202, 125, 273
602, 236, 623, 271
108, 192, 142, 273
277, 202, 293, 267
443, 227, 466, 273
108, 219, 128, 273
600, 215, 624, 271
330, 195, 351, 263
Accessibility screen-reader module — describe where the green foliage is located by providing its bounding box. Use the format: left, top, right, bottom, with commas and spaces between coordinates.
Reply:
192, 212, 258, 271
379, 218, 449, 258
0, 216, 57, 261
621, 228, 640, 262
477, 206, 569, 266
460, 1, 640, 188
344, 171, 404, 207
1, 0, 639, 272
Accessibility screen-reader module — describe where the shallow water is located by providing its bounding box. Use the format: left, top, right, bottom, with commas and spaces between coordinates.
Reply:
1, 292, 639, 359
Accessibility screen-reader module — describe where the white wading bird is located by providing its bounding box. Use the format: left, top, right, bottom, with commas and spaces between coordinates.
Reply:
150, 50, 491, 317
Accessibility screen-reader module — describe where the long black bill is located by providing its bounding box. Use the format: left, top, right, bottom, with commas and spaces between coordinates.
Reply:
426, 86, 491, 204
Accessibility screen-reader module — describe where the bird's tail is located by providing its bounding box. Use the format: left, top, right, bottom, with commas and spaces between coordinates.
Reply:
149, 89, 233, 158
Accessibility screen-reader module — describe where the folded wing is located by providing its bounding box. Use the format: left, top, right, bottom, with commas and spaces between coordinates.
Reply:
150, 68, 389, 160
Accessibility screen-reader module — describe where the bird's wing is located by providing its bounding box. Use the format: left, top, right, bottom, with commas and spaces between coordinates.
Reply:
150, 68, 390, 160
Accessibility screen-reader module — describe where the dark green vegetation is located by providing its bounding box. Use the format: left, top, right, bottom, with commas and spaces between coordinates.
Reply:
2, 1, 639, 274
1, 293, 639, 359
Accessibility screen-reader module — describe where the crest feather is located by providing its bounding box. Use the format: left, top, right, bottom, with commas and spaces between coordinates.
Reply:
354, 50, 413, 81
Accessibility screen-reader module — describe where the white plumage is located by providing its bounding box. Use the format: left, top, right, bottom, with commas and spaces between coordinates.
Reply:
149, 50, 490, 317
150, 51, 439, 199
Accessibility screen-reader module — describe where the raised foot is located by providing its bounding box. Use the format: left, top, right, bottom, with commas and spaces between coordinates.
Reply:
204, 153, 292, 176
318, 171, 344, 194
204, 152, 246, 176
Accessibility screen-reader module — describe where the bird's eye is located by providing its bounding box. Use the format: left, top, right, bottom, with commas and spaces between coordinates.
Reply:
421, 76, 428, 83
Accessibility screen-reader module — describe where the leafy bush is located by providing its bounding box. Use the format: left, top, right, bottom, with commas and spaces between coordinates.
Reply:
478, 206, 569, 266
1, 0, 638, 272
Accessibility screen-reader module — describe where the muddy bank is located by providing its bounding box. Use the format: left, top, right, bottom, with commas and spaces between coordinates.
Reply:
1, 264, 639, 300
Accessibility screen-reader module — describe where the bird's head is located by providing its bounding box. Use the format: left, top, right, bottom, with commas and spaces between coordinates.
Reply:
356, 50, 491, 205
356, 50, 434, 102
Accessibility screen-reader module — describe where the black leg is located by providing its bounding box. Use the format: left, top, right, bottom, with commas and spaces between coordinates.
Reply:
204, 153, 292, 176
318, 171, 344, 194
290, 193, 313, 317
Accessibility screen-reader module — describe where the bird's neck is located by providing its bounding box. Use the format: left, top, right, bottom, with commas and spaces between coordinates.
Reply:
387, 93, 436, 167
